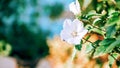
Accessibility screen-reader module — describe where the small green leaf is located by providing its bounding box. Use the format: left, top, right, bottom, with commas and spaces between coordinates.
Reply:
85, 43, 94, 53
75, 40, 83, 51
75, 45, 82, 51
106, 24, 116, 38
93, 18, 102, 26
85, 10, 101, 19
86, 10, 96, 18
90, 28, 105, 36
99, 38, 116, 46
94, 45, 107, 57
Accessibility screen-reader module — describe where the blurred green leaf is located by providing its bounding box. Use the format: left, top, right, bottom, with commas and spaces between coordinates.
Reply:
0, 41, 12, 56
116, 0, 120, 9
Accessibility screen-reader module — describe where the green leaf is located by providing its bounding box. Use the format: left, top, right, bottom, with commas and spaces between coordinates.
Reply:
105, 37, 120, 53
86, 10, 96, 18
93, 40, 101, 46
93, 18, 102, 26
94, 38, 116, 57
75, 45, 82, 51
75, 40, 83, 51
106, 24, 116, 38
94, 44, 107, 57
106, 11, 120, 26
90, 28, 105, 36
85, 34, 91, 40
108, 53, 119, 66
99, 38, 116, 46
85, 43, 94, 53
85, 24, 93, 30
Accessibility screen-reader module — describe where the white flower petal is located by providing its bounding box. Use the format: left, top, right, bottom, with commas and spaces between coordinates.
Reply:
67, 37, 80, 45
76, 0, 81, 13
69, 0, 81, 15
73, 19, 83, 27
78, 29, 88, 39
69, 2, 78, 15
63, 19, 72, 29
60, 18, 88, 45
60, 30, 72, 41
63, 19, 73, 33
73, 19, 84, 32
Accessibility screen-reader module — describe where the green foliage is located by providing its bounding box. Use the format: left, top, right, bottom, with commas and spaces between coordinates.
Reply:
77, 0, 120, 66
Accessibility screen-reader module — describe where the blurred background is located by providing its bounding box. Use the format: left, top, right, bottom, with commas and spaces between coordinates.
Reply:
0, 0, 75, 68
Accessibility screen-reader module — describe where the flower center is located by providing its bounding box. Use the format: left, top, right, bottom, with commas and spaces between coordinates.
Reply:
71, 31, 78, 37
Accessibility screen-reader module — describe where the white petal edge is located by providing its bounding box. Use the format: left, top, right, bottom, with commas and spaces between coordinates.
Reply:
63, 19, 72, 29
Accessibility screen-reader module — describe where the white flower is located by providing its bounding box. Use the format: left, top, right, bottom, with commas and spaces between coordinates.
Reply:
60, 19, 88, 45
69, 0, 81, 15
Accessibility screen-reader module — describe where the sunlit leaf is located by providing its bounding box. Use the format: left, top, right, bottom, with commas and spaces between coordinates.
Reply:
93, 18, 102, 26
85, 43, 94, 53
90, 28, 105, 36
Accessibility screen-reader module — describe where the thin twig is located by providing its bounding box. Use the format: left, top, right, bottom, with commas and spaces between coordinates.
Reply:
83, 38, 96, 48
